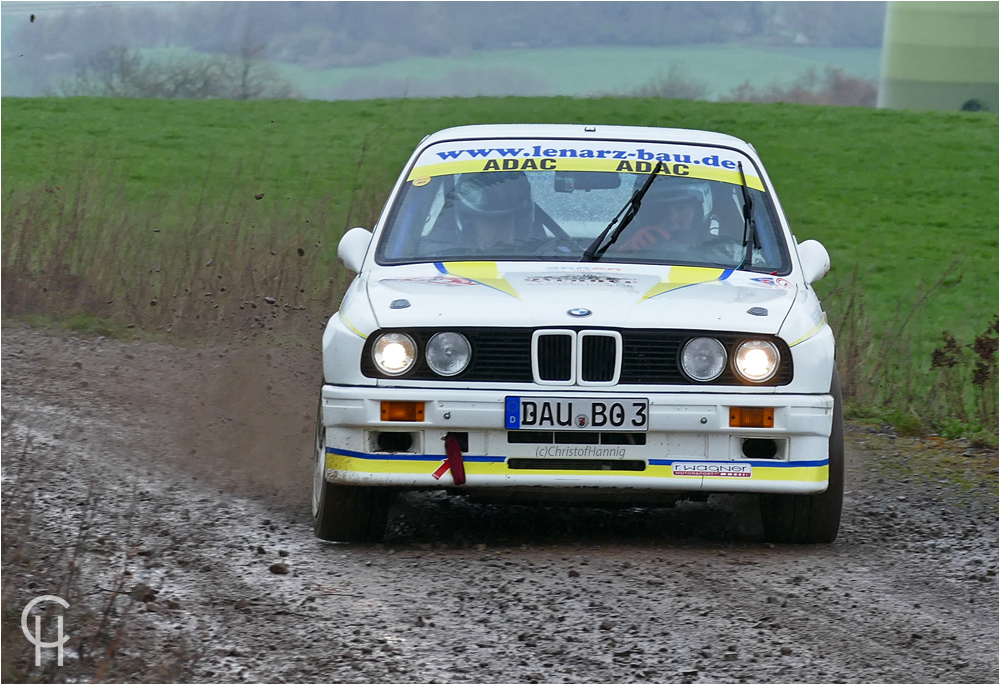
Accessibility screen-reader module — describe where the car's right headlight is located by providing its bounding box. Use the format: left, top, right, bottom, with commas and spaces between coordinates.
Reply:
372, 333, 417, 376
733, 339, 780, 383
425, 332, 472, 377
680, 337, 727, 382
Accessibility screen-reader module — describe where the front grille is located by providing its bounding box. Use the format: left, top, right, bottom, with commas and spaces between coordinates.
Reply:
619, 331, 685, 384
361, 327, 792, 386
581, 334, 617, 382
536, 333, 573, 381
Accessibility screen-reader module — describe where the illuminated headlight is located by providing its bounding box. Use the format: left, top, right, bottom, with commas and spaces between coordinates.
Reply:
425, 332, 472, 377
372, 333, 417, 376
734, 340, 780, 383
680, 337, 727, 382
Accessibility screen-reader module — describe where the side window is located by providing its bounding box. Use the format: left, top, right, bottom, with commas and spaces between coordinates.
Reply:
712, 185, 745, 242
420, 184, 446, 237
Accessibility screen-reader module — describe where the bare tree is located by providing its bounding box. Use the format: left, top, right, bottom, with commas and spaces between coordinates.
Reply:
52, 43, 299, 100
618, 65, 709, 101
223, 28, 296, 101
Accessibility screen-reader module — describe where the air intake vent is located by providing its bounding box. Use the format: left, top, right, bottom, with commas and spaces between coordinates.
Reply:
507, 458, 646, 472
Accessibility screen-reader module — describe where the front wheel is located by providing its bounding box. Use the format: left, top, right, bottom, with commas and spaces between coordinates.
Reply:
759, 365, 844, 544
312, 408, 390, 542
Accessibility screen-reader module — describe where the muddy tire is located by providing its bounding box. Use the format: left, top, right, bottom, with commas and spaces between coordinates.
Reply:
760, 364, 844, 544
312, 409, 390, 542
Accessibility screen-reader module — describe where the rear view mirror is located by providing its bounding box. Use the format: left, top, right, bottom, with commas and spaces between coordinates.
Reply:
797, 239, 831, 284
338, 227, 373, 273
554, 171, 621, 193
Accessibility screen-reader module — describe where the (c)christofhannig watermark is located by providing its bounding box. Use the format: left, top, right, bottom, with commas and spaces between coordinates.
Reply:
21, 595, 70, 666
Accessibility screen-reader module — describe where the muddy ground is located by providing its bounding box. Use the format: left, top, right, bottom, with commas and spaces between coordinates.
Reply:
2, 325, 997, 683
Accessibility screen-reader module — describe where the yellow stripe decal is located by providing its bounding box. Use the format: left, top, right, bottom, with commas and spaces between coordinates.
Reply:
441, 261, 521, 299
640, 266, 728, 301
326, 452, 827, 483
339, 312, 368, 339
407, 159, 765, 191
789, 312, 828, 347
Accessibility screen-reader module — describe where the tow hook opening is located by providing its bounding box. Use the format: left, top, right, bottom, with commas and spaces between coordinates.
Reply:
741, 438, 779, 459
375, 432, 414, 453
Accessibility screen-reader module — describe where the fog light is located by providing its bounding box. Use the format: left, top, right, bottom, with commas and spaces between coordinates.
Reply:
426, 332, 472, 377
680, 337, 727, 382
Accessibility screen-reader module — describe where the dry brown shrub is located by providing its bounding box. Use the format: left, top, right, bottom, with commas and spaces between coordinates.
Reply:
1, 162, 356, 341
723, 65, 877, 107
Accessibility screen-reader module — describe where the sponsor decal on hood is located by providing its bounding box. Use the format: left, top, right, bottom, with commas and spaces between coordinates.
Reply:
366, 262, 796, 334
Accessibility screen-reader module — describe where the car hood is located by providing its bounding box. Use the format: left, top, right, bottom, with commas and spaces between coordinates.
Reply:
365, 262, 797, 335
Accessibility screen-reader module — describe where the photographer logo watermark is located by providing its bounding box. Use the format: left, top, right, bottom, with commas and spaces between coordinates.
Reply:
22, 595, 70, 666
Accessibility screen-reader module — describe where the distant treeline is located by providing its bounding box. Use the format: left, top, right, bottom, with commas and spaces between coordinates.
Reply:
7, 2, 884, 88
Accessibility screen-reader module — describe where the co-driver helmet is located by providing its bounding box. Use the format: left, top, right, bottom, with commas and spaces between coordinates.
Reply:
635, 175, 713, 231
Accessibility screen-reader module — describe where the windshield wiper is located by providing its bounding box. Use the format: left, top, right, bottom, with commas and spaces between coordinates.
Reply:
581, 161, 664, 262
736, 161, 760, 271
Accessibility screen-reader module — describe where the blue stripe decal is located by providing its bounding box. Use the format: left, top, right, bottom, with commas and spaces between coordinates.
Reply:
326, 447, 504, 463
720, 268, 734, 281
647, 458, 829, 468
434, 262, 447, 274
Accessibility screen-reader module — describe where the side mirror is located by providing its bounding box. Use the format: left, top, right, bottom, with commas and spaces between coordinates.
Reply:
797, 239, 830, 284
338, 227, 373, 273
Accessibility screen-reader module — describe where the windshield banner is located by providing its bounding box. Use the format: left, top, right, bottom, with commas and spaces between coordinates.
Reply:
407, 139, 765, 191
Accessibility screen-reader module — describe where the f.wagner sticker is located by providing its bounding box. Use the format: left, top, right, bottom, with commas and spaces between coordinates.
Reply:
672, 462, 752, 478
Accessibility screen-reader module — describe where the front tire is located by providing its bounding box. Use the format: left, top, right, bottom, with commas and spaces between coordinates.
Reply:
759, 365, 844, 544
312, 408, 390, 542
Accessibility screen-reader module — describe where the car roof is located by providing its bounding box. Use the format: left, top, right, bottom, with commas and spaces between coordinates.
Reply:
420, 124, 757, 155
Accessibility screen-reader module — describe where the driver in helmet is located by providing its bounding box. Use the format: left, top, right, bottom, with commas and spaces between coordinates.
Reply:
621, 176, 714, 251
453, 171, 535, 252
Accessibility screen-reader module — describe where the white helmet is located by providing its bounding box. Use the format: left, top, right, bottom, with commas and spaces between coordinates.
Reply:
637, 176, 713, 230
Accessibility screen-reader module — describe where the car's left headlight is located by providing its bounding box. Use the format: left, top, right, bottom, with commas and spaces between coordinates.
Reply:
372, 333, 417, 376
734, 340, 780, 383
425, 332, 472, 377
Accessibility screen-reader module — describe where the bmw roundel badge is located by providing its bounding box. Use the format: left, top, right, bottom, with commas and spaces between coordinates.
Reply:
568, 308, 592, 318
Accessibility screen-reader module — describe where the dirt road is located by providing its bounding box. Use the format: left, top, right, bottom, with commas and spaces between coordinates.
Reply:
2, 326, 997, 683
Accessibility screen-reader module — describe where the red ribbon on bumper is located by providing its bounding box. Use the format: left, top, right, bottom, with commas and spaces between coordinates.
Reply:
432, 434, 466, 486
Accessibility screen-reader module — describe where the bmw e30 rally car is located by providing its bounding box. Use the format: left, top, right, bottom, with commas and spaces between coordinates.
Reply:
315, 124, 843, 544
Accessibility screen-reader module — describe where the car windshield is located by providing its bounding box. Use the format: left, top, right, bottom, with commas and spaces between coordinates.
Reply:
375, 138, 790, 273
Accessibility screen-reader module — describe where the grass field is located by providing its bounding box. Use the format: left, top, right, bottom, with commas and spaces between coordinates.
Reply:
2, 96, 997, 432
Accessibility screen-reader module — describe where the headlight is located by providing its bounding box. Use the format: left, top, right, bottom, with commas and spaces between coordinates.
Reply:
372, 333, 417, 376
425, 332, 472, 377
680, 337, 727, 382
734, 340, 780, 383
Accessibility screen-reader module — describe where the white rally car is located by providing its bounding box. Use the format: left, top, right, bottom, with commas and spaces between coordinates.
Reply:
316, 124, 842, 544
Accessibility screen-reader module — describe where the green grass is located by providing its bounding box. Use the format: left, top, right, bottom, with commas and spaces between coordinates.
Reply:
2, 96, 996, 435
3, 95, 995, 343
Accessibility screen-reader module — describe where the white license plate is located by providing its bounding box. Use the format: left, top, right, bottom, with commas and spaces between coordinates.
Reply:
505, 397, 648, 431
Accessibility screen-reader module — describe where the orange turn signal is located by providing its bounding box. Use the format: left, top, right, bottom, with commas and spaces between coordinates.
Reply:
729, 407, 774, 428
381, 401, 425, 422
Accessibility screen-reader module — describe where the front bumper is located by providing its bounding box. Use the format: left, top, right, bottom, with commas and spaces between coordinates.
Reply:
320, 385, 834, 495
